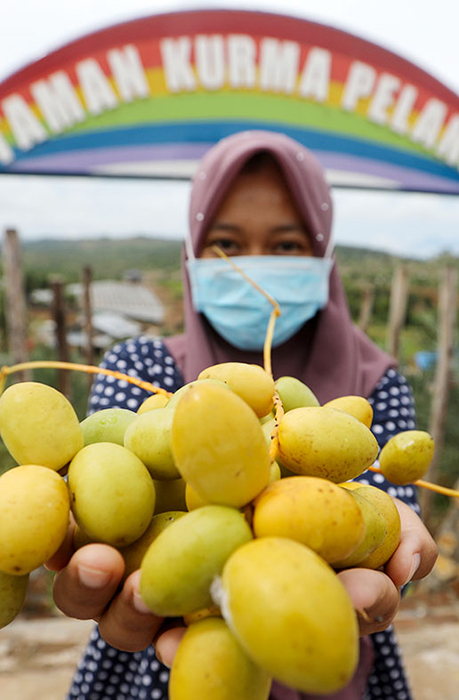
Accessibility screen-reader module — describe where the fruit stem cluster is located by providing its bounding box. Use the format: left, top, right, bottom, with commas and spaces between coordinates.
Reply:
0, 362, 172, 398
270, 389, 285, 463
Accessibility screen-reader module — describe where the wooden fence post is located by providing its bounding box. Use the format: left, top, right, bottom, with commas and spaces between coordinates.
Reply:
83, 266, 94, 385
83, 265, 93, 364
2, 228, 30, 381
420, 266, 458, 526
49, 275, 70, 399
358, 283, 375, 333
386, 264, 409, 360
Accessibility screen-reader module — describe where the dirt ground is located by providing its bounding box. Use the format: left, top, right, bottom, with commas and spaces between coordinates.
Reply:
1, 590, 459, 700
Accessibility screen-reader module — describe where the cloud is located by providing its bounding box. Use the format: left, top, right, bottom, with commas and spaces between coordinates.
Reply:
332, 189, 459, 258
1, 174, 458, 260
0, 175, 190, 240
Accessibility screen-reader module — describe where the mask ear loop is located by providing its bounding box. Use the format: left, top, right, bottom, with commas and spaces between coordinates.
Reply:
324, 235, 335, 260
184, 231, 196, 262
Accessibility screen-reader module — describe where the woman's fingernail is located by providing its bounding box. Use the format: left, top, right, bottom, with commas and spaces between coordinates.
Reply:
78, 565, 112, 589
155, 647, 165, 666
133, 592, 153, 615
405, 553, 421, 584
155, 648, 171, 669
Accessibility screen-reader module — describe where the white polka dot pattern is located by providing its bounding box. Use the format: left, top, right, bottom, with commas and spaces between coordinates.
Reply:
87, 336, 183, 417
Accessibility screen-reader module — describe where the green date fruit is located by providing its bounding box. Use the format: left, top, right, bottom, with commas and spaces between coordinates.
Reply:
124, 408, 180, 480
274, 376, 319, 412
332, 489, 387, 568
353, 485, 402, 569
0, 570, 29, 628
379, 430, 434, 485
140, 505, 253, 616
122, 510, 186, 580
68, 442, 155, 548
80, 408, 137, 446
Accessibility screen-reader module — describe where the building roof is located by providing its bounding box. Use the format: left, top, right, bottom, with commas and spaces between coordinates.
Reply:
91, 311, 142, 339
68, 280, 165, 324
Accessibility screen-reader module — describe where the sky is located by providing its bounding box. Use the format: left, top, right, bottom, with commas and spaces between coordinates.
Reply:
1, 0, 459, 258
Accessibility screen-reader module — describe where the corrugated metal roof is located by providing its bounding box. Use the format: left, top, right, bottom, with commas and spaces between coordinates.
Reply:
68, 281, 165, 324
91, 311, 142, 338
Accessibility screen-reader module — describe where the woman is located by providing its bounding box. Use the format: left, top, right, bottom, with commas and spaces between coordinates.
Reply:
52, 131, 437, 700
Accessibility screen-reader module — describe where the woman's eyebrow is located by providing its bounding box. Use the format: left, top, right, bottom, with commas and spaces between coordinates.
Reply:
271, 223, 309, 233
208, 222, 241, 232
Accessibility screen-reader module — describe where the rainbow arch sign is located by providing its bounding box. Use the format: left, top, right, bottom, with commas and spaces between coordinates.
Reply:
1, 8, 459, 193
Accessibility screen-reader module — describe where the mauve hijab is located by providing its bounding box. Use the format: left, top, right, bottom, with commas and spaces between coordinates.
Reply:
165, 130, 395, 404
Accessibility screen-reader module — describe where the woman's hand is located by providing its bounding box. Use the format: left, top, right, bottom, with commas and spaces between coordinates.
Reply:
46, 523, 186, 664
47, 496, 437, 663
338, 497, 437, 636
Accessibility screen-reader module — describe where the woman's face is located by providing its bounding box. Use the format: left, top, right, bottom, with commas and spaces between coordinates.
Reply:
199, 161, 313, 258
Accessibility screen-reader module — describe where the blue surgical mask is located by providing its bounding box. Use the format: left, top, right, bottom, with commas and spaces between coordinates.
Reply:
186, 254, 333, 351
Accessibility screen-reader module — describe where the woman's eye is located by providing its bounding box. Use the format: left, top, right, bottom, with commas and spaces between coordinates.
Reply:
273, 240, 308, 254
208, 238, 240, 254
276, 241, 299, 251
200, 236, 241, 257
218, 239, 238, 250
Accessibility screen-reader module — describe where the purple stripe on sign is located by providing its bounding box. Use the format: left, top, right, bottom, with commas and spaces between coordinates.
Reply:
9, 144, 213, 172
317, 152, 459, 193
9, 143, 459, 193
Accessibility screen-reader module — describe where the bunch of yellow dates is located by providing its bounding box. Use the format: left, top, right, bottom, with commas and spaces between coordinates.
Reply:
0, 363, 434, 699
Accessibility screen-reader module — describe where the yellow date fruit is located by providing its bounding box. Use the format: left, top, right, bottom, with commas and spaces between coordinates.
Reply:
379, 430, 434, 485
277, 406, 379, 482
253, 476, 366, 563
323, 395, 373, 428
137, 393, 169, 413
0, 465, 69, 575
170, 617, 272, 700
198, 362, 275, 418
185, 482, 208, 511
140, 505, 252, 616
68, 443, 155, 548
166, 378, 231, 411
216, 537, 358, 694
171, 383, 271, 508
0, 382, 83, 471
